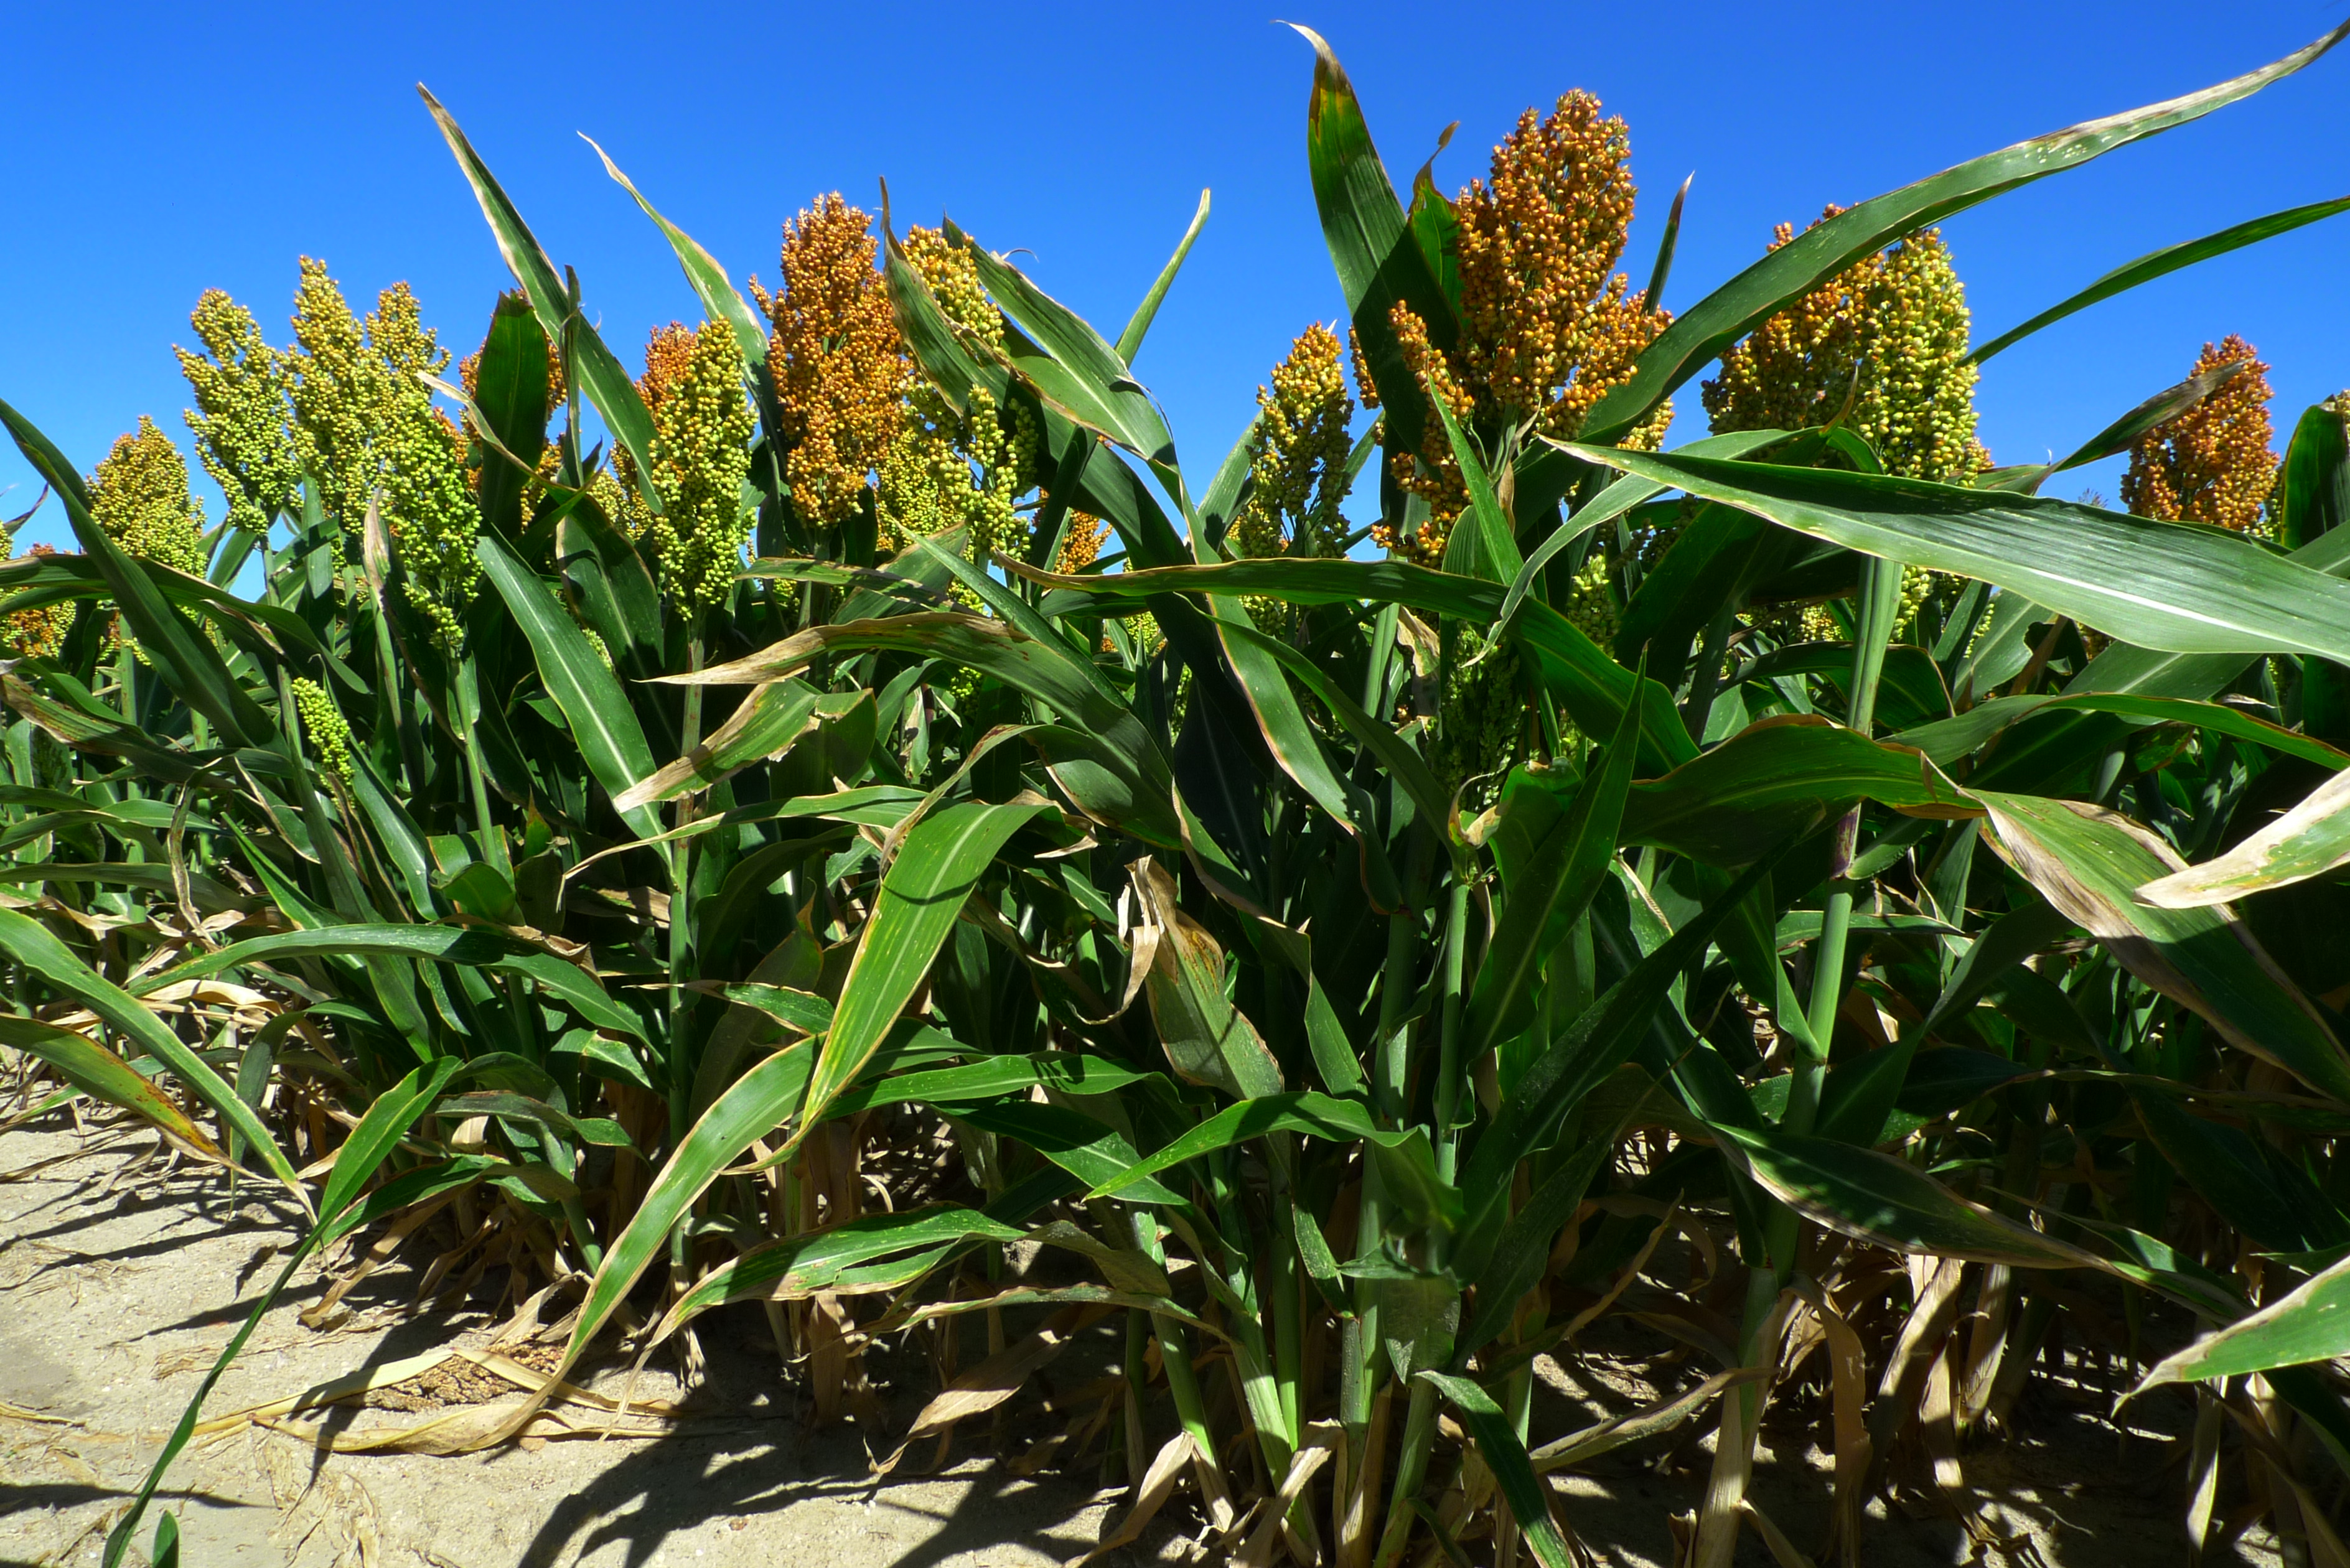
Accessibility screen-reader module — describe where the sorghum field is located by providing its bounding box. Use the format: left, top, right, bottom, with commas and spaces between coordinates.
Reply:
9, 16, 2350, 1568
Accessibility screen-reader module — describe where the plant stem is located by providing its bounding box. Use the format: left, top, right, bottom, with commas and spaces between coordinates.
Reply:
1432, 875, 1471, 1183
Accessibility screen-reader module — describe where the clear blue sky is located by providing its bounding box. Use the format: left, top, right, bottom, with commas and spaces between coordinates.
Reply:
5, 0, 2347, 551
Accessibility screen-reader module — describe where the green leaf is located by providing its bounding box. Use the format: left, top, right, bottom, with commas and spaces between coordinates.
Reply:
657, 1206, 1027, 1337
1116, 189, 1210, 364
1978, 791, 2350, 1101
1084, 1090, 1437, 1202
468, 293, 551, 539
2135, 1250, 2350, 1392
1564, 444, 2350, 665
322, 1060, 462, 1227
1428, 381, 1522, 582
1466, 689, 1640, 1060
711, 981, 834, 1037
583, 135, 769, 369
2137, 767, 2350, 908
1012, 552, 1698, 773
1899, 690, 2350, 773
805, 801, 1054, 1119
614, 679, 840, 811
1453, 849, 1786, 1265
1622, 716, 1978, 865
1991, 358, 2259, 496
1972, 194, 2350, 363
1499, 432, 1787, 636
418, 86, 660, 509
476, 530, 662, 840
1578, 21, 2350, 443
0, 907, 297, 1188
668, 607, 1178, 845
1290, 23, 1459, 454
949, 222, 1181, 488
2280, 399, 2350, 549
0, 397, 271, 748
547, 1041, 815, 1426
134, 923, 644, 1041
1710, 1121, 2099, 1267
2132, 1087, 2344, 1254
1416, 1372, 1575, 1568
0, 1015, 219, 1157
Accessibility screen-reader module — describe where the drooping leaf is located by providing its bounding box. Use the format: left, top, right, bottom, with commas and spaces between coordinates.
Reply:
1621, 716, 1978, 865
1972, 194, 2350, 364
2135, 1250, 2350, 1392
1563, 446, 2350, 666
1979, 791, 2350, 1101
1712, 1121, 2099, 1267
2136, 767, 2350, 908
0, 1015, 220, 1159
0, 907, 297, 1187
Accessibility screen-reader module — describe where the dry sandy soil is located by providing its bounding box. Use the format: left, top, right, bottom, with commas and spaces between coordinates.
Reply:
0, 1121, 2288, 1568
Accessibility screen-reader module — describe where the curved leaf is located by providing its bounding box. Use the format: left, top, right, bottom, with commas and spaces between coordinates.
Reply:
1973, 195, 2350, 364
1578, 21, 2350, 442
1566, 444, 2350, 665
0, 907, 297, 1187
2137, 766, 2350, 908
1980, 790, 2350, 1101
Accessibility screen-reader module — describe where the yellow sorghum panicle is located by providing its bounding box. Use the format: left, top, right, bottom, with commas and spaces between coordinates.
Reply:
1234, 324, 1355, 562
1375, 302, 1474, 565
961, 384, 1039, 561
177, 291, 301, 536
875, 227, 1041, 571
770, 195, 906, 530
1704, 215, 1984, 483
1055, 511, 1108, 575
2122, 335, 2278, 534
90, 416, 205, 575
291, 677, 354, 785
0, 543, 72, 659
1367, 93, 1670, 566
641, 320, 756, 606
903, 226, 1004, 350
286, 258, 394, 531
1233, 324, 1355, 626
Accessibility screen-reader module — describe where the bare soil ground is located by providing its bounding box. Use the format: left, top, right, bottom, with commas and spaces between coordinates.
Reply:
0, 1122, 2285, 1567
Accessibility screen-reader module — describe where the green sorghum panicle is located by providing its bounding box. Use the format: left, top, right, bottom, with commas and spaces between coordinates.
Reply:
291, 676, 354, 785
1705, 217, 1983, 483
1432, 629, 1527, 805
177, 291, 301, 536
1233, 324, 1355, 559
286, 258, 395, 533
641, 320, 756, 607
89, 416, 205, 575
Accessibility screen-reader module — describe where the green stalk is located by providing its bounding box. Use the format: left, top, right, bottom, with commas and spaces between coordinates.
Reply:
1372, 1378, 1440, 1568
1431, 875, 1472, 1183
1703, 554, 1905, 1568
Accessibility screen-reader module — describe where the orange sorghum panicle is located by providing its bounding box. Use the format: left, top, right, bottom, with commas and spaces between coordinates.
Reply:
2122, 335, 2278, 534
770, 195, 907, 531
